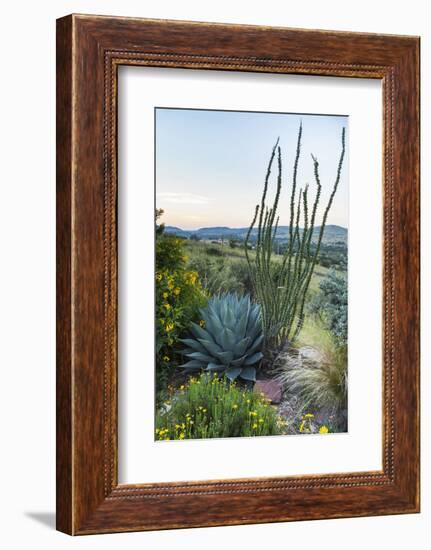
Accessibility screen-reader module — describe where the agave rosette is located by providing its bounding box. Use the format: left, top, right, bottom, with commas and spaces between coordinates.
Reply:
179, 293, 263, 382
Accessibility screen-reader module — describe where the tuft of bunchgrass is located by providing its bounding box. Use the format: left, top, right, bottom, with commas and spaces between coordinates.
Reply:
275, 317, 347, 414
155, 373, 282, 440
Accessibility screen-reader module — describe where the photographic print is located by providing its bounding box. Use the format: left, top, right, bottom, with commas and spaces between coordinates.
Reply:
155, 108, 348, 441
56, 16, 420, 532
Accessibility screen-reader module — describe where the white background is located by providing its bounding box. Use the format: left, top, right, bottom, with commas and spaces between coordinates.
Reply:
118, 68, 382, 483
0, 1, 428, 549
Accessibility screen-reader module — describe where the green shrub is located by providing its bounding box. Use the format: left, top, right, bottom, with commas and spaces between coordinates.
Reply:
308, 270, 347, 345
155, 373, 281, 440
179, 293, 263, 382
155, 233, 185, 271
156, 234, 207, 401
206, 246, 223, 256
228, 238, 244, 249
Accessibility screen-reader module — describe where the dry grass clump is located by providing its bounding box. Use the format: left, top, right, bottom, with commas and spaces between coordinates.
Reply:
275, 317, 347, 414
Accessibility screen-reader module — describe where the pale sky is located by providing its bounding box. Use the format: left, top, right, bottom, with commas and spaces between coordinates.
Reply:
155, 108, 349, 230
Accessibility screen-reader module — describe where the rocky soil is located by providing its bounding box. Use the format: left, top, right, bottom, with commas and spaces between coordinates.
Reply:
258, 344, 347, 434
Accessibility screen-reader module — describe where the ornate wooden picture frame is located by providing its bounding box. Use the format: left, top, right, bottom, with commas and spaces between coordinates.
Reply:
56, 14, 420, 535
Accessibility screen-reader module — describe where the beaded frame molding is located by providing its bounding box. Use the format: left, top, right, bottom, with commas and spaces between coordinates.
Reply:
56, 14, 420, 535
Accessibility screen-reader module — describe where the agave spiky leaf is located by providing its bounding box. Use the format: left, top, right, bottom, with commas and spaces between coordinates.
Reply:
179, 293, 263, 382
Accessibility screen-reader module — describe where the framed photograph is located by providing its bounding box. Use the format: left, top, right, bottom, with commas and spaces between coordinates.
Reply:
56, 14, 420, 534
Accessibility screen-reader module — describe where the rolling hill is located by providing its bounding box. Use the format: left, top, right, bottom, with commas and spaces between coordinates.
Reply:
165, 224, 347, 244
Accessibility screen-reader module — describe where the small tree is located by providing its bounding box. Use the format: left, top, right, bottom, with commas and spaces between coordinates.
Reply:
245, 123, 346, 350
155, 208, 165, 236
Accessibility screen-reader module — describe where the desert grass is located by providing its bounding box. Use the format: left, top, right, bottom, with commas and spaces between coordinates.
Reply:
276, 316, 347, 414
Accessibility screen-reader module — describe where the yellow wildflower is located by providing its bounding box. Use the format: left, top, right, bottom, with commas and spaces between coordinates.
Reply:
163, 356, 170, 362
304, 413, 314, 418
164, 303, 171, 311
174, 287, 181, 296
180, 385, 185, 390
163, 292, 169, 299
252, 423, 258, 429
156, 273, 162, 282
186, 271, 197, 285
232, 404, 238, 410
319, 425, 329, 434
165, 322, 174, 332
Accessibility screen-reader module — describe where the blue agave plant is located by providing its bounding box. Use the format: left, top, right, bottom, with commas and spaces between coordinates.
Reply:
179, 293, 264, 382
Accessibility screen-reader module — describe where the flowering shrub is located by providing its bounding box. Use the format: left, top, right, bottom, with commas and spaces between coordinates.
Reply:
155, 373, 282, 440
155, 234, 206, 400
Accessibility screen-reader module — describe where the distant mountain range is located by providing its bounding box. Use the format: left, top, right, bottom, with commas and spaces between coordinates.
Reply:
165, 224, 347, 244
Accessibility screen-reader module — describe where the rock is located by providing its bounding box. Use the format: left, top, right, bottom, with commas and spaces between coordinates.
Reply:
254, 379, 283, 404
314, 407, 348, 433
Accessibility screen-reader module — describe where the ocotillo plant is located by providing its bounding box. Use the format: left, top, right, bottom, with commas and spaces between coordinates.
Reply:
245, 123, 346, 350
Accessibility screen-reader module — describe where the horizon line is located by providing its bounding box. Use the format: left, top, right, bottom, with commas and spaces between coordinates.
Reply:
163, 223, 348, 232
